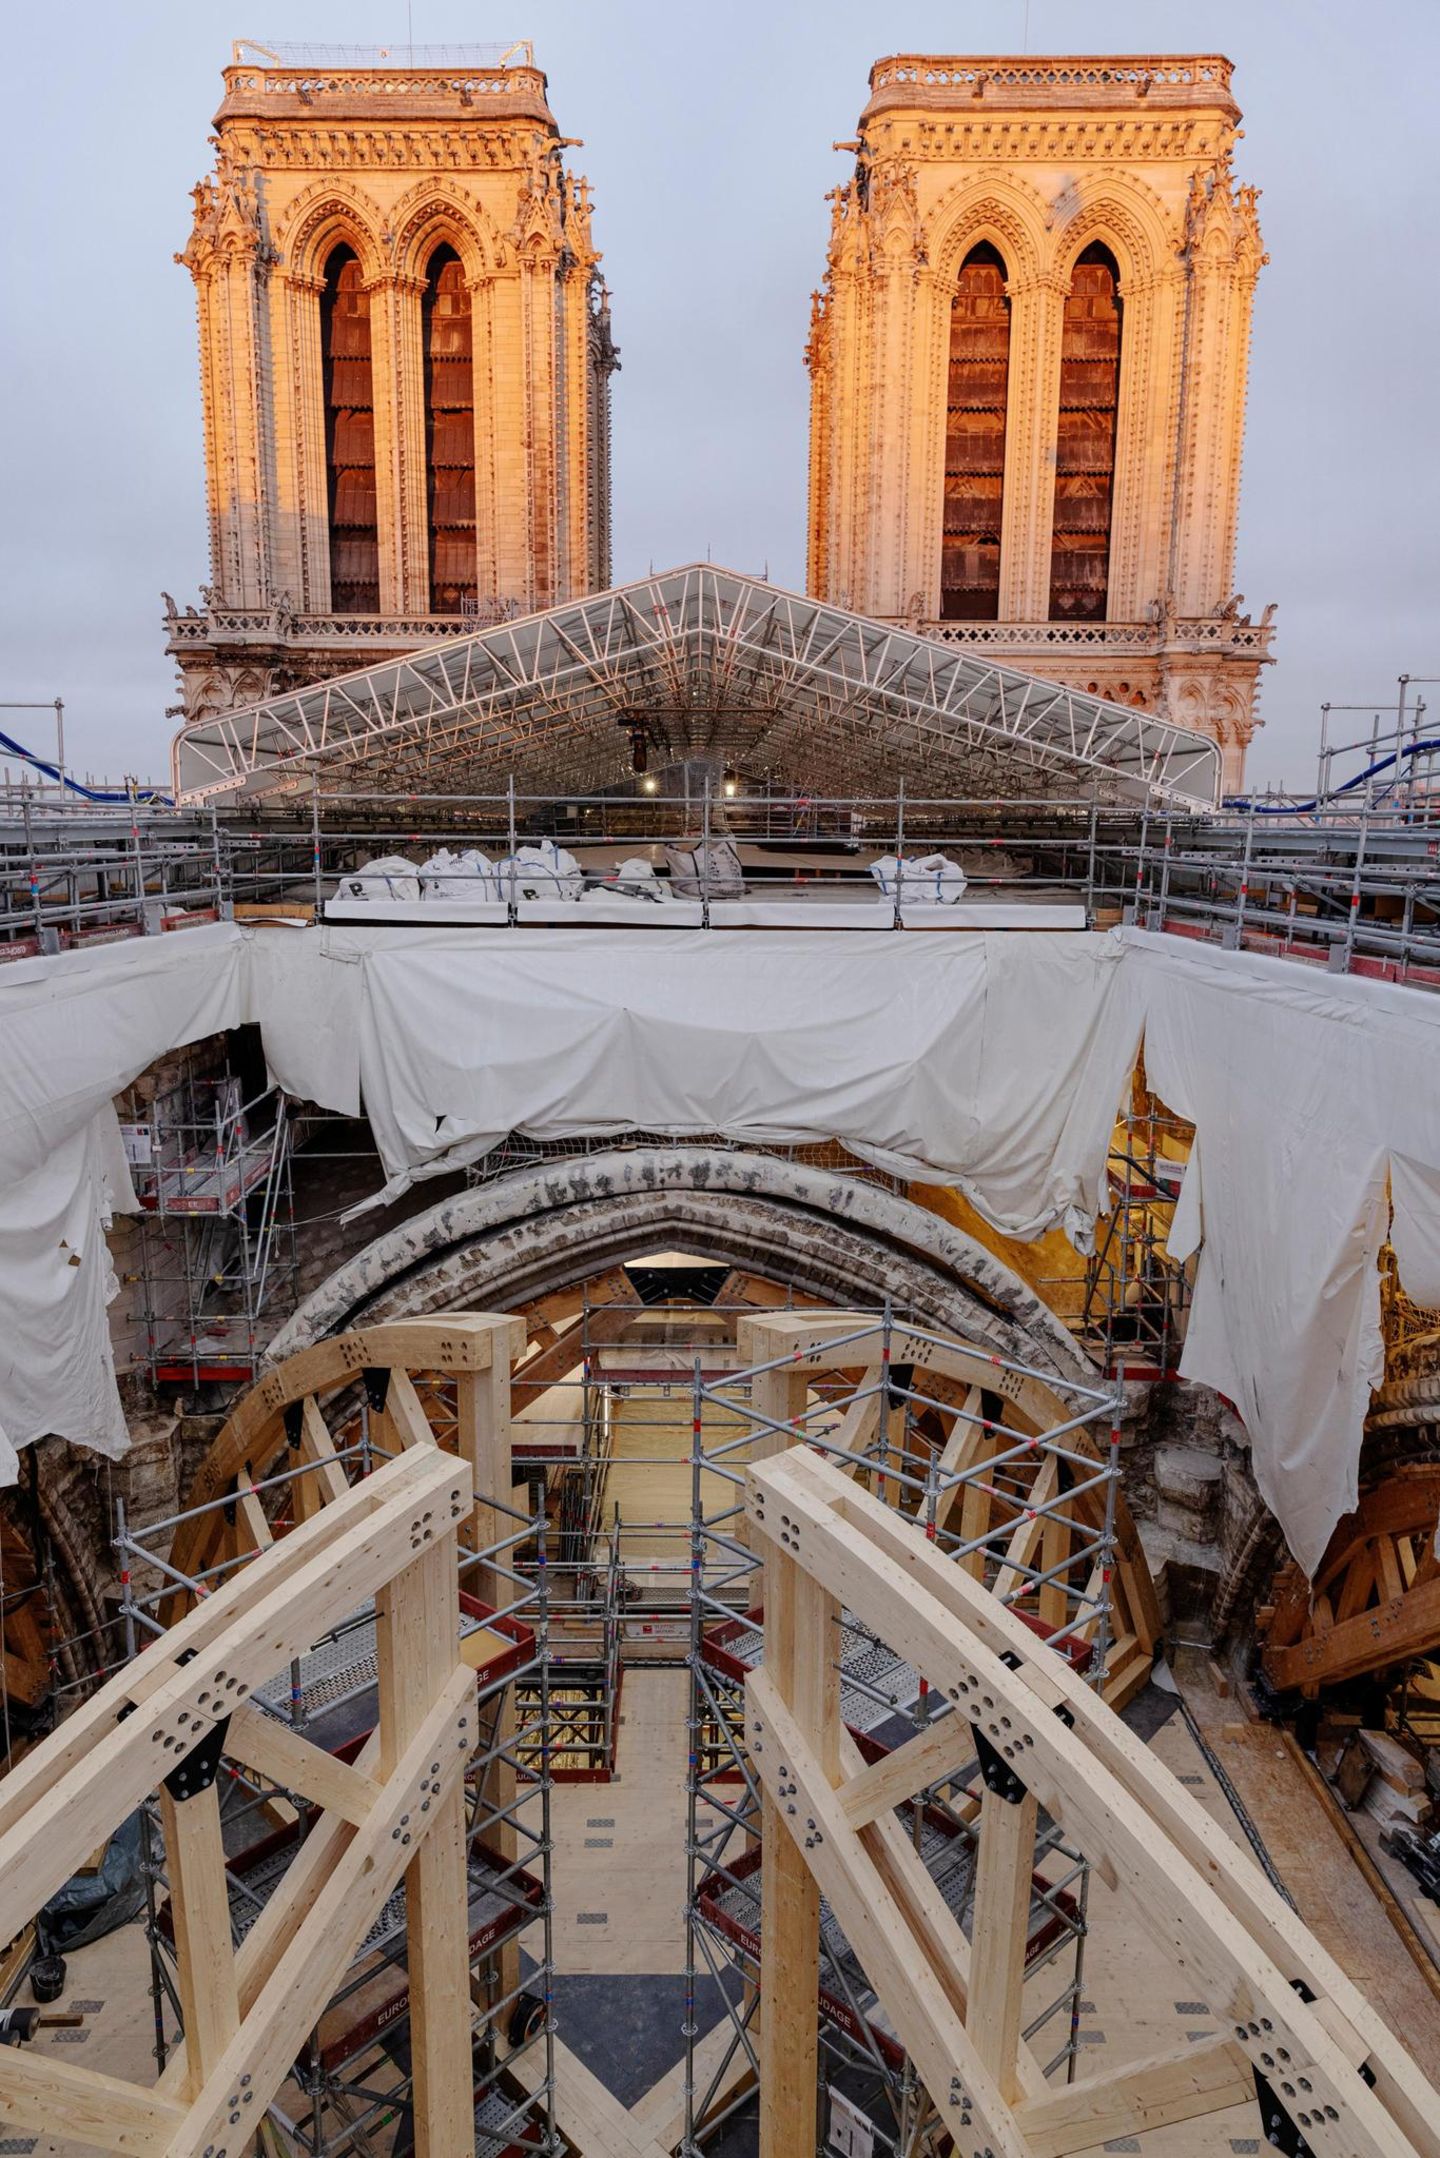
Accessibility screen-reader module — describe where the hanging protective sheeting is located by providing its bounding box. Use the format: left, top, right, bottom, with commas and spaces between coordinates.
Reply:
6, 915, 1440, 1578
306, 925, 1137, 1236
1117, 930, 1440, 1576
0, 924, 247, 1466
0, 1111, 136, 1478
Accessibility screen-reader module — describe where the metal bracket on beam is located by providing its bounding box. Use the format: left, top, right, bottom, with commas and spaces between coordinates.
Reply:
1252, 1981, 1374, 2155
974, 1725, 1028, 1804
362, 1367, 392, 1413
885, 1361, 914, 1410
163, 1715, 232, 1802
283, 1400, 305, 1451
974, 1655, 1075, 1804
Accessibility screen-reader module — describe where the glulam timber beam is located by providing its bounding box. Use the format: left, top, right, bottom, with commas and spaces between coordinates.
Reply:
745, 1447, 1440, 2158
0, 1379, 480, 2156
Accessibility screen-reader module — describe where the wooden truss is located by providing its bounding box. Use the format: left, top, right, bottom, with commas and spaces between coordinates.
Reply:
736, 1311, 1161, 1708
747, 1445, 1440, 2158
0, 1326, 505, 2157
1261, 1465, 1440, 1693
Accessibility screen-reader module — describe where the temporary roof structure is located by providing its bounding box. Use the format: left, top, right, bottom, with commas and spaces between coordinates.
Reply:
169, 564, 1223, 807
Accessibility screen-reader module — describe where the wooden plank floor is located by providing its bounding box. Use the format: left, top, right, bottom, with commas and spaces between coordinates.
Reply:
538, 1667, 693, 1976
1179, 1665, 1440, 2058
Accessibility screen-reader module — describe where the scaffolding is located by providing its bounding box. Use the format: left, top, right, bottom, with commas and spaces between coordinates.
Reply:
125, 1063, 299, 1386
108, 1386, 560, 2157
3, 777, 1439, 982
681, 1313, 1127, 2157
1072, 1064, 1196, 1381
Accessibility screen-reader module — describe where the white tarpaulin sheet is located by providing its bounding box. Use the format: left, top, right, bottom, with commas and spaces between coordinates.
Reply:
1112, 931, 1440, 1574
0, 924, 247, 1467
310, 925, 1138, 1237
2, 916, 1439, 1576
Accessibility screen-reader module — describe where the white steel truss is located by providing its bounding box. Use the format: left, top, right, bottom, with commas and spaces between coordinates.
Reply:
170, 564, 1224, 808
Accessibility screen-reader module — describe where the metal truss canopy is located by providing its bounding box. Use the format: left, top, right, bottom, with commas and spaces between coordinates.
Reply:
170, 565, 1223, 808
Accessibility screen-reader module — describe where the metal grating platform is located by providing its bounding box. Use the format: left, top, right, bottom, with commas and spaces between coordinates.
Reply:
253, 1601, 488, 1724
708, 1615, 924, 1734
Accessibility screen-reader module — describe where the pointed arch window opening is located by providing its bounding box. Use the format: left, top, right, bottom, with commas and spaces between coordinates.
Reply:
423, 243, 478, 616
1048, 243, 1123, 623
321, 245, 380, 613
939, 242, 1012, 624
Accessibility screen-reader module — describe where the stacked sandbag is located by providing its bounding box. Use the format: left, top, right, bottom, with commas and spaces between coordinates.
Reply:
869, 851, 968, 904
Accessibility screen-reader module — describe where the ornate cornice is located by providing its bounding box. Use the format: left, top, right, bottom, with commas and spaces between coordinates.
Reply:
867, 119, 1233, 164
227, 123, 541, 173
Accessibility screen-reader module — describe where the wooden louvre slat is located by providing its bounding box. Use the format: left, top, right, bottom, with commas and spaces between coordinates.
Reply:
423, 246, 477, 614
320, 248, 381, 616
939, 245, 1011, 622
1048, 247, 1121, 622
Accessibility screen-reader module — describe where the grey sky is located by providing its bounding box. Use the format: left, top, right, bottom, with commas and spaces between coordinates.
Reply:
2, 0, 1436, 790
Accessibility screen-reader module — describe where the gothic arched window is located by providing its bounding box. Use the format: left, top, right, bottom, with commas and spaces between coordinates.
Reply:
423, 244, 477, 615
939, 243, 1011, 622
320, 245, 380, 613
1048, 243, 1122, 621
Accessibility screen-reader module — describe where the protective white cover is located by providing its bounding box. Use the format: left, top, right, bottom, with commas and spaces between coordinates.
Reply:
1114, 930, 1440, 1574
4, 917, 1440, 1577
0, 925, 247, 1467
317, 927, 1134, 1241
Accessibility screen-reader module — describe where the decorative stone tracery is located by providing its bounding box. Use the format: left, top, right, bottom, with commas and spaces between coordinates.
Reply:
807, 53, 1274, 785
169, 52, 616, 725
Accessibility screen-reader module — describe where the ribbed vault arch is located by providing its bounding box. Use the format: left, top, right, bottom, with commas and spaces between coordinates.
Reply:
269, 1148, 1094, 1388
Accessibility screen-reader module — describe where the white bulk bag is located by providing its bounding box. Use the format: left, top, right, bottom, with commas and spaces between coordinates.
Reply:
419, 847, 498, 902
336, 855, 421, 903
663, 837, 745, 900
870, 852, 968, 905
494, 839, 584, 902
583, 857, 672, 904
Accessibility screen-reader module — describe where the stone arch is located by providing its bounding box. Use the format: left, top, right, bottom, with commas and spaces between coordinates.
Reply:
1047, 176, 1173, 293
392, 182, 496, 287
278, 182, 389, 285
926, 176, 1048, 289
268, 1149, 1093, 1389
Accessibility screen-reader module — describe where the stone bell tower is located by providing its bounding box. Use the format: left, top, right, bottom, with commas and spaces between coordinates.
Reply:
166, 41, 618, 727
806, 54, 1272, 790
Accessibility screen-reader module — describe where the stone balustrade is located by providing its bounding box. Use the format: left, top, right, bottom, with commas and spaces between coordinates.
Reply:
164, 604, 522, 649
868, 54, 1233, 95
917, 617, 1275, 659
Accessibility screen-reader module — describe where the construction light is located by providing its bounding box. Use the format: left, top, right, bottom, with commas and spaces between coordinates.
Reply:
723, 776, 738, 798
641, 775, 659, 794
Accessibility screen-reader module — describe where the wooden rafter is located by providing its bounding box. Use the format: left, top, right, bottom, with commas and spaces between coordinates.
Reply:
0, 1318, 540, 2154
0, 1424, 478, 2155
747, 1446, 1440, 2158
1261, 1467, 1440, 1692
